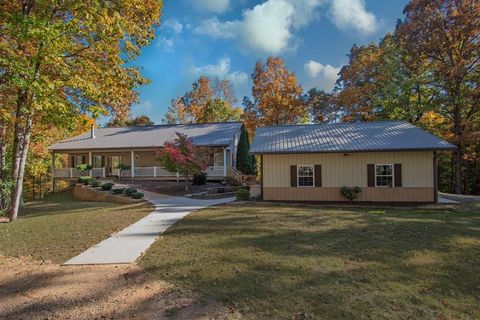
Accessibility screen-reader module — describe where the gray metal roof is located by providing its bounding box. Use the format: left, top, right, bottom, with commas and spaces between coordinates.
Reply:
49, 122, 242, 151
250, 121, 457, 154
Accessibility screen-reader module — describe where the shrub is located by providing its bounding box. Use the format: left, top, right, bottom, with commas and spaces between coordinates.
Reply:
124, 188, 137, 196
76, 164, 92, 173
192, 172, 207, 185
236, 188, 250, 201
101, 182, 114, 191
90, 180, 102, 188
340, 186, 362, 201
77, 177, 94, 185
112, 188, 125, 194
130, 192, 144, 199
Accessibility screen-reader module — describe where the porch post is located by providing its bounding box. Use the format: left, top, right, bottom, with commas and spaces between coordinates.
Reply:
223, 147, 227, 177
88, 151, 92, 176
131, 150, 135, 178
51, 152, 55, 193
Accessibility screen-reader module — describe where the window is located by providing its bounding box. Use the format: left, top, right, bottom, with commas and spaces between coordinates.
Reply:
298, 165, 314, 187
72, 155, 83, 167
375, 164, 394, 187
93, 155, 103, 168
213, 152, 224, 168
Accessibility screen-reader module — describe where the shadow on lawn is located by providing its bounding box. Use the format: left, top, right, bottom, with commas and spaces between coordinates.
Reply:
142, 206, 480, 319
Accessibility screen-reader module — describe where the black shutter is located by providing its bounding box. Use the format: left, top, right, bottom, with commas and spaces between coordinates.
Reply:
81, 155, 86, 164
314, 165, 322, 187
290, 165, 297, 187
394, 163, 402, 187
101, 156, 105, 167
367, 164, 375, 187
71, 156, 75, 167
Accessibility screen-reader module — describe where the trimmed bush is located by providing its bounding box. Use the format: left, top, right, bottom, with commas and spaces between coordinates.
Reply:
124, 188, 137, 196
340, 186, 362, 201
236, 188, 250, 201
101, 182, 114, 191
90, 180, 102, 188
192, 172, 207, 185
112, 188, 125, 194
130, 192, 144, 199
78, 176, 94, 185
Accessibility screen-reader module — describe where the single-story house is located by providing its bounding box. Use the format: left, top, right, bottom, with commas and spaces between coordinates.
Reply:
250, 121, 456, 203
48, 122, 244, 184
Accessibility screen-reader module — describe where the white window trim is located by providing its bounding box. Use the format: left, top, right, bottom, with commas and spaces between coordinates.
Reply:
375, 164, 394, 188
297, 165, 315, 188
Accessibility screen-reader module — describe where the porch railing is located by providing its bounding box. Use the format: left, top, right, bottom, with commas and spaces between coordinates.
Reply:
53, 166, 228, 178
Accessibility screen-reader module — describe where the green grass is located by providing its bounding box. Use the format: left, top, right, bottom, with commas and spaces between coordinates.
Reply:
140, 204, 480, 320
0, 192, 153, 263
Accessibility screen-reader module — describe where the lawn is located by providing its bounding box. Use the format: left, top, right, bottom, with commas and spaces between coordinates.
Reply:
0, 192, 153, 263
140, 203, 480, 320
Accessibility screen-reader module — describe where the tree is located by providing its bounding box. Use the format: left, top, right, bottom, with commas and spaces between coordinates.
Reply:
304, 88, 339, 123
155, 133, 209, 190
0, 0, 163, 220
165, 76, 242, 124
107, 115, 154, 127
397, 0, 480, 193
242, 57, 307, 137
236, 126, 256, 175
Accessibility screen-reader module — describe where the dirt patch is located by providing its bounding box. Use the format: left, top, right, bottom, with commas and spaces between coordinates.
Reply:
0, 255, 240, 320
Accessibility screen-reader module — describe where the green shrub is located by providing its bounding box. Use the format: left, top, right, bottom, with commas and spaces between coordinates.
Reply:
130, 192, 144, 199
124, 188, 137, 196
76, 164, 92, 174
90, 180, 102, 188
192, 172, 207, 185
101, 182, 114, 191
112, 188, 125, 195
236, 188, 250, 201
340, 186, 362, 201
77, 176, 93, 185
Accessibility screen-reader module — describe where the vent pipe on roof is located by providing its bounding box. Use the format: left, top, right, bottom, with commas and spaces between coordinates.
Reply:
90, 124, 96, 139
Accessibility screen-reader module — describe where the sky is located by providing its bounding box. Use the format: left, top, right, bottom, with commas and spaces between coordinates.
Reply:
129, 0, 410, 124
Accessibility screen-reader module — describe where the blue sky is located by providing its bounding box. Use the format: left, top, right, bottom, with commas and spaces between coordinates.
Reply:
130, 0, 409, 124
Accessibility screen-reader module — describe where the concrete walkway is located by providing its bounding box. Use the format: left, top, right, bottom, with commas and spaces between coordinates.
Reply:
63, 192, 235, 265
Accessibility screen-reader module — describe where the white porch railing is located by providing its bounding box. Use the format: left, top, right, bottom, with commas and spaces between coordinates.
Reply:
53, 166, 227, 178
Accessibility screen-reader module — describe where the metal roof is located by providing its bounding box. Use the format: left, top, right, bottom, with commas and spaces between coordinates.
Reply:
49, 122, 242, 151
250, 121, 457, 154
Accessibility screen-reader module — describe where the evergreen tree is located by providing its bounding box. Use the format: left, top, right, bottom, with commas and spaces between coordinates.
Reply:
236, 126, 256, 175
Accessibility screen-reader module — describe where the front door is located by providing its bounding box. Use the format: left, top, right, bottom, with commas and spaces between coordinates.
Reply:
110, 156, 121, 176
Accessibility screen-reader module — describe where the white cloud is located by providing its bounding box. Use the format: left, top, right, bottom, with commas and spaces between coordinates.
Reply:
193, 0, 231, 14
163, 19, 183, 34
190, 58, 248, 88
304, 60, 340, 92
157, 37, 174, 53
194, 0, 379, 54
133, 100, 152, 115
329, 0, 378, 35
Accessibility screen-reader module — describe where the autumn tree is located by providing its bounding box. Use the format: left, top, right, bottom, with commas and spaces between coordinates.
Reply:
397, 0, 480, 194
155, 133, 209, 190
165, 76, 242, 124
242, 57, 307, 137
0, 0, 162, 220
107, 115, 155, 127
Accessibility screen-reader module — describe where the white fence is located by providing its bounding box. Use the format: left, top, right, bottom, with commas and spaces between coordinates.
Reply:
53, 166, 226, 178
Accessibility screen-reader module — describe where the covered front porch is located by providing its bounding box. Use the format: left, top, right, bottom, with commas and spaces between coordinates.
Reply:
51, 147, 234, 181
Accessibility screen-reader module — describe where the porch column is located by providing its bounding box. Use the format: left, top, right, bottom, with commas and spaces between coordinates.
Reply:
51, 152, 55, 194
88, 151, 92, 176
223, 147, 227, 177
131, 150, 135, 178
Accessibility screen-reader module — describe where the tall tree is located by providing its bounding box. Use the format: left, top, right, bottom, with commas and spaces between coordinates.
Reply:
304, 88, 338, 123
107, 115, 155, 127
0, 0, 162, 220
236, 126, 256, 175
397, 0, 480, 194
242, 57, 307, 137
165, 76, 242, 124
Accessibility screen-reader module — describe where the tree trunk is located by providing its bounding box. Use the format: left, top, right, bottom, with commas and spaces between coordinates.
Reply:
452, 105, 462, 195
9, 90, 34, 221
0, 122, 6, 179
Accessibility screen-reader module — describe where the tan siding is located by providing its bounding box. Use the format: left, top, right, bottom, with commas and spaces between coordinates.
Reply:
263, 187, 434, 202
263, 151, 434, 188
